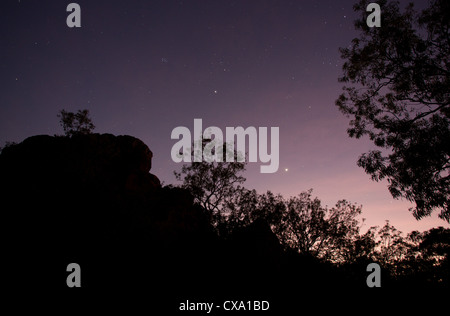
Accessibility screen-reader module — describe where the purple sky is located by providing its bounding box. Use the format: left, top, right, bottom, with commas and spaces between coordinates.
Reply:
1, 0, 447, 233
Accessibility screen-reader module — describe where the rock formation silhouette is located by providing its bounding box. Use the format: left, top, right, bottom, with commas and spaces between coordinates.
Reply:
1, 133, 360, 312
1, 134, 292, 290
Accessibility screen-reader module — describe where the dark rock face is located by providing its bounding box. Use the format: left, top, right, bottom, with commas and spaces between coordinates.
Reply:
0, 134, 161, 245
1, 134, 159, 200
0, 133, 289, 294
0, 134, 214, 290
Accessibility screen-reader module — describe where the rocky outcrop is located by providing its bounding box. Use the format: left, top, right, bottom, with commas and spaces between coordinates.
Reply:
0, 133, 349, 302
0, 133, 159, 192
0, 133, 215, 290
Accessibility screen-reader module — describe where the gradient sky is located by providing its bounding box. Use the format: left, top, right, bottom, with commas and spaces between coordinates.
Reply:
1, 0, 447, 233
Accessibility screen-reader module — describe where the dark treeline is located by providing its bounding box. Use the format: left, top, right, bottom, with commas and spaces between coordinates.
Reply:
174, 150, 450, 289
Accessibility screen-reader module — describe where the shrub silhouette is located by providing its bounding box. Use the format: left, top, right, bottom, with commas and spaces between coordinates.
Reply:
58, 109, 95, 137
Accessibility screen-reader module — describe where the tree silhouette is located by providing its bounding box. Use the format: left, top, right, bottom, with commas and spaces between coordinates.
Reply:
225, 189, 286, 236
277, 191, 363, 261
58, 109, 95, 137
336, 0, 450, 222
224, 187, 365, 261
174, 139, 246, 234
341, 226, 377, 265
418, 227, 450, 285
376, 221, 409, 267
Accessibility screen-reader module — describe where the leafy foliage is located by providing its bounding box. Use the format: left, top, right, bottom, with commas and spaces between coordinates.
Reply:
336, 0, 450, 222
277, 192, 363, 261
58, 109, 95, 137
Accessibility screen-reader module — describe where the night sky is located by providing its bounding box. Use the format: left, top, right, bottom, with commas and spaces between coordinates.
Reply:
1, 0, 447, 233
